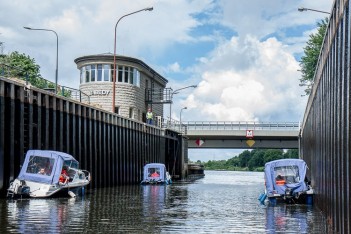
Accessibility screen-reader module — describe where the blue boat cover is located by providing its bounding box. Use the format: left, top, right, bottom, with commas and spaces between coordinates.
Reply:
18, 150, 78, 185
264, 159, 308, 195
142, 163, 167, 181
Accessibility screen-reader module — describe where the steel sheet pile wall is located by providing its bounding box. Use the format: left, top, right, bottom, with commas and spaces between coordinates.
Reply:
0, 78, 179, 195
300, 0, 350, 233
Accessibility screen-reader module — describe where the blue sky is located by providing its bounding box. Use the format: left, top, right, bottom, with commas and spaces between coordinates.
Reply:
0, 0, 333, 162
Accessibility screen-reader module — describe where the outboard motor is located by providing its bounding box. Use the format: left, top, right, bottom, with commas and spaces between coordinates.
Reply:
285, 188, 293, 198
16, 180, 30, 195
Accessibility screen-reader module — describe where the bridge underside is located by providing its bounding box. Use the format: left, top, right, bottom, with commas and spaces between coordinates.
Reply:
187, 129, 299, 149
187, 132, 298, 149
188, 139, 298, 149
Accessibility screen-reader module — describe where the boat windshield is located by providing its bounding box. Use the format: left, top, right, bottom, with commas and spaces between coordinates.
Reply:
148, 168, 160, 178
274, 166, 300, 184
26, 155, 55, 176
63, 160, 78, 169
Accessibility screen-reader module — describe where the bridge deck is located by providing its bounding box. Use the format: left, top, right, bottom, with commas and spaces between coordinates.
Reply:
183, 121, 300, 149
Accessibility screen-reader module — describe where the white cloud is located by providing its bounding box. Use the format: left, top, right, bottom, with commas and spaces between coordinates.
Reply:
180, 35, 307, 122
167, 62, 181, 73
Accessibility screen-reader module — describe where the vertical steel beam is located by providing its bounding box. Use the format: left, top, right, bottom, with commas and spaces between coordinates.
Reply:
0, 81, 4, 190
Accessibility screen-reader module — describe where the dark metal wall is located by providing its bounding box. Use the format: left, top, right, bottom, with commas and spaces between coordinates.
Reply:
300, 0, 351, 233
0, 78, 183, 195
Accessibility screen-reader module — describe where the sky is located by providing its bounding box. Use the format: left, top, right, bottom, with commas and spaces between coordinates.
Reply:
0, 0, 333, 162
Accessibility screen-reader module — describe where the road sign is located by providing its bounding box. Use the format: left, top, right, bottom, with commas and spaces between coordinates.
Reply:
246, 130, 254, 138
246, 139, 255, 147
195, 139, 204, 147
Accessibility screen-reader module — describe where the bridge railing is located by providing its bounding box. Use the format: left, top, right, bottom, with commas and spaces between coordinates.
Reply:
184, 121, 300, 131
154, 119, 300, 134
156, 117, 187, 134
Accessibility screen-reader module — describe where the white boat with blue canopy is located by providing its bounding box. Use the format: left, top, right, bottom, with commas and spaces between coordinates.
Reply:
260, 158, 313, 205
141, 163, 172, 185
7, 150, 91, 198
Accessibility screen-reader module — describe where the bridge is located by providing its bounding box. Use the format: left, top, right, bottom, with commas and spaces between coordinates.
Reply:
183, 121, 300, 149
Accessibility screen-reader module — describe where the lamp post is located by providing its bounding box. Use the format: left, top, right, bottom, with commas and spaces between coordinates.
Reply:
112, 7, 153, 113
180, 107, 187, 124
179, 107, 187, 132
298, 7, 330, 14
24, 26, 58, 94
170, 85, 197, 120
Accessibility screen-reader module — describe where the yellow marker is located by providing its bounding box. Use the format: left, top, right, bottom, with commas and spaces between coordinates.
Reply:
246, 139, 255, 147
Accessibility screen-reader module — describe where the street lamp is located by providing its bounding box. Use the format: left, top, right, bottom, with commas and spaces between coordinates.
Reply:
180, 107, 187, 124
112, 7, 153, 113
24, 26, 59, 94
170, 85, 197, 120
298, 7, 330, 14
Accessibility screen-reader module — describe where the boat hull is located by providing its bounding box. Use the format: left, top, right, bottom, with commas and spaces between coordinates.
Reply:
140, 179, 171, 185
8, 179, 89, 198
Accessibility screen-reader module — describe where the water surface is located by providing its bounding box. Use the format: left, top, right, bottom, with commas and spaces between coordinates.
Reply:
0, 170, 326, 233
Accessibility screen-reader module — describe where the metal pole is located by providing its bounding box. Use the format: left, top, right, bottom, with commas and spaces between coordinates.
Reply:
180, 107, 187, 124
169, 85, 197, 120
298, 7, 330, 14
169, 91, 173, 121
112, 7, 153, 113
23, 27, 59, 94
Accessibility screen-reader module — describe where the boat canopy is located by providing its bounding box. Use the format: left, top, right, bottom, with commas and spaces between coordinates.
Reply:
18, 150, 78, 184
143, 163, 167, 181
264, 159, 308, 195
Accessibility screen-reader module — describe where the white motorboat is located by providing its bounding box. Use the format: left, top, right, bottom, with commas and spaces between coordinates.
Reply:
259, 158, 313, 205
7, 150, 91, 198
141, 163, 172, 185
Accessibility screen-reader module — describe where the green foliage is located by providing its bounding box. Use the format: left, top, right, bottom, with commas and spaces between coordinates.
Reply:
283, 149, 298, 158
263, 149, 283, 163
238, 150, 251, 167
0, 51, 57, 89
0, 51, 44, 84
0, 51, 70, 97
201, 149, 299, 171
299, 18, 328, 95
248, 149, 265, 170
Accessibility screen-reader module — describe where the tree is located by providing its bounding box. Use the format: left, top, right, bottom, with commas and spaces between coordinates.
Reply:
248, 149, 265, 170
238, 150, 251, 168
0, 51, 52, 88
263, 149, 283, 164
0, 51, 71, 97
299, 18, 328, 95
283, 149, 299, 159
226, 156, 240, 167
0, 51, 42, 83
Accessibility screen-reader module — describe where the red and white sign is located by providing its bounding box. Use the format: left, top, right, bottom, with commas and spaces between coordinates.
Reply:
195, 139, 205, 147
246, 130, 254, 138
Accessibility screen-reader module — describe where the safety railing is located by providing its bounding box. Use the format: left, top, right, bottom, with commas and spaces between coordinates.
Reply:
152, 119, 300, 134
154, 116, 187, 134
183, 121, 300, 131
61, 86, 90, 104
0, 63, 89, 104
